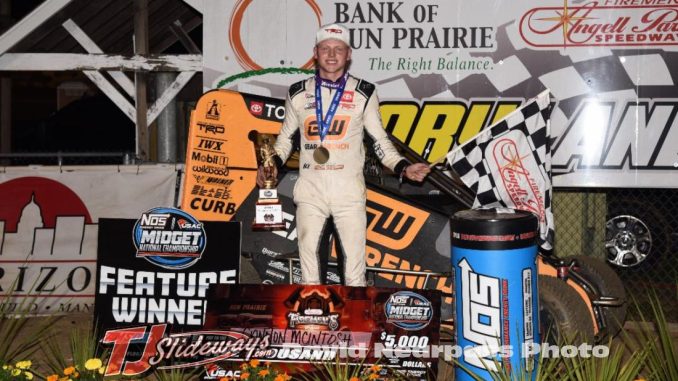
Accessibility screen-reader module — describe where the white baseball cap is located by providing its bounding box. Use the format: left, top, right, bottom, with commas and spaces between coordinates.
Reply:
315, 23, 351, 46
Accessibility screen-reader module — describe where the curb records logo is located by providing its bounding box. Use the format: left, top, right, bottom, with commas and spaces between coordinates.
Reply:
385, 291, 433, 331
133, 207, 206, 269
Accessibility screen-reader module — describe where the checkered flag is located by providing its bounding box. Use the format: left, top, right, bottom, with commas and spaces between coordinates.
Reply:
446, 90, 555, 250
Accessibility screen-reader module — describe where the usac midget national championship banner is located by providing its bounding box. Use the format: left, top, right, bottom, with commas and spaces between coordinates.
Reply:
203, 284, 441, 380
94, 207, 240, 378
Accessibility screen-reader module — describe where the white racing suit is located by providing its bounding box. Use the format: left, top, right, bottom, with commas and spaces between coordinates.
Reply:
273, 75, 408, 286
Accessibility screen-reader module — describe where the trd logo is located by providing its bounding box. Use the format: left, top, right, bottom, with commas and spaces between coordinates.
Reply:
198, 139, 224, 151
197, 123, 225, 134
250, 101, 264, 115
304, 115, 350, 141
365, 190, 429, 250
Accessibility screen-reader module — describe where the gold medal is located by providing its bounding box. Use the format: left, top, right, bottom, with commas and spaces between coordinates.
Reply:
313, 146, 330, 164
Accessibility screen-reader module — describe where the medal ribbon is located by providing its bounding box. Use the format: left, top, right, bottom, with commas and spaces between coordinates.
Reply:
314, 71, 348, 143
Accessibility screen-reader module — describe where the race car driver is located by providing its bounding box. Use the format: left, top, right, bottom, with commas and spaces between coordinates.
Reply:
257, 23, 430, 286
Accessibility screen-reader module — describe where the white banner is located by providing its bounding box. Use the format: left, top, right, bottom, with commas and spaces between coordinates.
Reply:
0, 165, 179, 314
203, 0, 678, 188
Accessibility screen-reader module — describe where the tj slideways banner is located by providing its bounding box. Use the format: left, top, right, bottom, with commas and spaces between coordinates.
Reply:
203, 0, 678, 188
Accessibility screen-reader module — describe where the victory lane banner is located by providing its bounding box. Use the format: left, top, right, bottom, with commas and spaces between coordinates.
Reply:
94, 207, 241, 377
203, 284, 442, 380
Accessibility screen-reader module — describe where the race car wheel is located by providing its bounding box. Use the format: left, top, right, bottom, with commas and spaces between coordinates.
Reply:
563, 256, 627, 338
605, 214, 652, 267
539, 275, 595, 345
605, 196, 670, 268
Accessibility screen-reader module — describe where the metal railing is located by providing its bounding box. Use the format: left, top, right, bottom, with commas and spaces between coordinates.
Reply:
0, 152, 137, 166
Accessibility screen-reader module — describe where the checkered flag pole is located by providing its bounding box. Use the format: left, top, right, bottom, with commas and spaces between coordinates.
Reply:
445, 89, 555, 250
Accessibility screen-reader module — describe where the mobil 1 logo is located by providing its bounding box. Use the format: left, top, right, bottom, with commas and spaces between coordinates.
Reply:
133, 207, 206, 270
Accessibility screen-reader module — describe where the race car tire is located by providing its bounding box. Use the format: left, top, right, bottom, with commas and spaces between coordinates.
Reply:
539, 275, 595, 345
563, 256, 627, 338
606, 197, 669, 268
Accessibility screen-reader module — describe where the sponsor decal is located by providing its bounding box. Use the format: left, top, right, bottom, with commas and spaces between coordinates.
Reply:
189, 197, 237, 216
265, 269, 286, 280
133, 207, 206, 269
191, 151, 228, 167
203, 364, 241, 380
285, 288, 342, 331
380, 100, 521, 161
341, 91, 354, 103
324, 27, 344, 34
191, 165, 229, 176
384, 291, 433, 330
490, 135, 545, 224
366, 191, 428, 251
522, 269, 535, 358
197, 138, 225, 152
520, 2, 678, 47
206, 100, 221, 120
303, 142, 350, 151
190, 184, 231, 200
313, 164, 345, 171
304, 115, 351, 140
249, 101, 264, 115
458, 258, 504, 371
197, 122, 225, 135
263, 103, 286, 121
205, 177, 234, 185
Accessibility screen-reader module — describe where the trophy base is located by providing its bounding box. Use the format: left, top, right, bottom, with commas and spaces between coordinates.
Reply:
252, 222, 287, 231
252, 200, 286, 231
